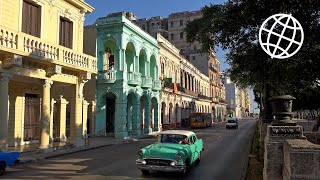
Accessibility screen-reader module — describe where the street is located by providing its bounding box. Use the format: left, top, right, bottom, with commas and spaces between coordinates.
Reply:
3, 119, 256, 180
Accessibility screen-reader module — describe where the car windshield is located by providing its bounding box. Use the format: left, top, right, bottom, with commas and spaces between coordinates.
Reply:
227, 120, 236, 123
156, 134, 187, 144
190, 116, 204, 122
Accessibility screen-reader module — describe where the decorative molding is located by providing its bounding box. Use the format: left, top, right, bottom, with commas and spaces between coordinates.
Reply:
82, 72, 91, 80
43, 79, 53, 88
46, 64, 62, 77
2, 54, 22, 69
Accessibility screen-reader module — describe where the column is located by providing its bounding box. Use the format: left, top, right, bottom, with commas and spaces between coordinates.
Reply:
56, 95, 68, 142
0, 73, 12, 148
114, 98, 127, 138
154, 102, 159, 131
134, 55, 139, 73
39, 80, 53, 149
70, 81, 84, 147
144, 100, 152, 134
49, 98, 56, 143
132, 97, 141, 136
82, 100, 89, 135
89, 101, 96, 137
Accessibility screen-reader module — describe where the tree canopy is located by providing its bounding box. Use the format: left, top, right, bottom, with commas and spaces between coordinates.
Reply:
185, 0, 320, 110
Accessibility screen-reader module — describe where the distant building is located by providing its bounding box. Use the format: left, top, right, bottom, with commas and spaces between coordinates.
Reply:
222, 74, 250, 118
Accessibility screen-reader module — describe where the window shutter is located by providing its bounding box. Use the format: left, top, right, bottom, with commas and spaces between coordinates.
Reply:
22, 1, 40, 37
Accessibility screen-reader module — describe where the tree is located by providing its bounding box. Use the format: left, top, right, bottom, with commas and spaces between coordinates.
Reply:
185, 0, 320, 122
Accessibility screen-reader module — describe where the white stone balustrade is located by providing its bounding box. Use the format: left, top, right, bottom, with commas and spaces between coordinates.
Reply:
0, 25, 97, 72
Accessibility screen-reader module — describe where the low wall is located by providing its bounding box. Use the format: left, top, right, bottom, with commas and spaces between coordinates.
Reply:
304, 132, 320, 145
283, 139, 320, 180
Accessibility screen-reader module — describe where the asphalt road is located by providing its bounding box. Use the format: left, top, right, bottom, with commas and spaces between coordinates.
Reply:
3, 118, 256, 180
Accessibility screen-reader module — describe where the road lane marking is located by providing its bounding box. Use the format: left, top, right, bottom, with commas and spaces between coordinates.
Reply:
216, 136, 222, 140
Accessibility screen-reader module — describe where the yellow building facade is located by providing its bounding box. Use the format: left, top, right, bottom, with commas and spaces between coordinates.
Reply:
0, 0, 96, 149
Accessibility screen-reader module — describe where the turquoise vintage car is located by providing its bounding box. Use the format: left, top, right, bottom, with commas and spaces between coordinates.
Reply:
136, 130, 204, 175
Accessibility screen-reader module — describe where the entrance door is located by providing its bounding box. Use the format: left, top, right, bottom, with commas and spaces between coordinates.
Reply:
106, 97, 115, 133
24, 94, 40, 141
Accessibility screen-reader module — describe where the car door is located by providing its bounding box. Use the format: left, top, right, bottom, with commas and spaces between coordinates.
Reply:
188, 135, 196, 163
193, 135, 202, 158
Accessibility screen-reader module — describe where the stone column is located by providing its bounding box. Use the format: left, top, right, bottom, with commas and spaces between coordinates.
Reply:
56, 96, 68, 142
115, 98, 128, 138
0, 73, 12, 148
132, 97, 141, 136
70, 80, 86, 147
134, 55, 138, 73
39, 80, 53, 149
89, 101, 96, 137
49, 98, 56, 143
144, 100, 152, 134
82, 100, 89, 135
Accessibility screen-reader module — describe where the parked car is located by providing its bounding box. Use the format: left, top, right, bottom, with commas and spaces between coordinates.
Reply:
136, 130, 203, 175
0, 150, 20, 175
226, 118, 238, 129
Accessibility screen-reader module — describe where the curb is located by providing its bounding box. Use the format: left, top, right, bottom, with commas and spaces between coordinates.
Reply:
17, 139, 137, 165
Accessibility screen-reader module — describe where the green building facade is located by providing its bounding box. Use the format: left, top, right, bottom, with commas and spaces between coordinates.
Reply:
95, 12, 161, 138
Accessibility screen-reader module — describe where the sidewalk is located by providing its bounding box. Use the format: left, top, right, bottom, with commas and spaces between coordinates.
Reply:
14, 134, 156, 165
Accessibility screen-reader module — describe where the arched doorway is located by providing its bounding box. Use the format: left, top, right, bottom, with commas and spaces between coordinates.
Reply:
169, 103, 173, 128
151, 97, 158, 131
161, 102, 166, 130
105, 93, 116, 135
175, 103, 179, 128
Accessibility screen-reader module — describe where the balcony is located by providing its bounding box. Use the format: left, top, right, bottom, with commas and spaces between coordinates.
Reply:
152, 80, 161, 91
198, 94, 212, 101
0, 25, 97, 73
97, 70, 117, 83
127, 72, 141, 86
141, 76, 152, 88
163, 81, 173, 89
184, 89, 198, 97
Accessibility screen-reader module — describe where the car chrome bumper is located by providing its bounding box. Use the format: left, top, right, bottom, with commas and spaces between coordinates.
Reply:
136, 160, 186, 172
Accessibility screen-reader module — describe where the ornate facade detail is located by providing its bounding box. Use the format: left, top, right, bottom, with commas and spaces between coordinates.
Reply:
46, 64, 62, 77
2, 54, 22, 69
43, 79, 53, 88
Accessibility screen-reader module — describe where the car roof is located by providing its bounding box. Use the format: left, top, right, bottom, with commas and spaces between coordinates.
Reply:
227, 118, 237, 120
159, 130, 195, 137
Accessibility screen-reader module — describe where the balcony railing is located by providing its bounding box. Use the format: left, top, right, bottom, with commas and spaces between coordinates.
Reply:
127, 72, 141, 86
185, 89, 198, 97
141, 76, 152, 88
97, 70, 117, 83
0, 26, 97, 73
152, 80, 161, 91
198, 94, 212, 100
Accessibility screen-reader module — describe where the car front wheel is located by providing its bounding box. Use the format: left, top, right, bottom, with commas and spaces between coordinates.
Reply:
141, 169, 149, 175
196, 152, 201, 165
0, 162, 6, 176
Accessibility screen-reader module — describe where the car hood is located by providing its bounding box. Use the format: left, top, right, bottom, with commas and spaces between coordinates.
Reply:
144, 143, 186, 159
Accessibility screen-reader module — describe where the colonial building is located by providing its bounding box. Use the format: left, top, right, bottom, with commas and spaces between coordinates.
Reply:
158, 34, 212, 130
0, 0, 96, 149
84, 12, 161, 138
135, 10, 227, 122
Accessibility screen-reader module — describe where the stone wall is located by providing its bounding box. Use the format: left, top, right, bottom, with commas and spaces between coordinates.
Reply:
283, 139, 320, 180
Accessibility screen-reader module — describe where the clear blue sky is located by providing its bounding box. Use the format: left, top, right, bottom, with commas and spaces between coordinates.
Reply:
84, 0, 258, 113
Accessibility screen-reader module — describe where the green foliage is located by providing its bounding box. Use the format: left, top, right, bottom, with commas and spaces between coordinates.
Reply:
185, 0, 320, 110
